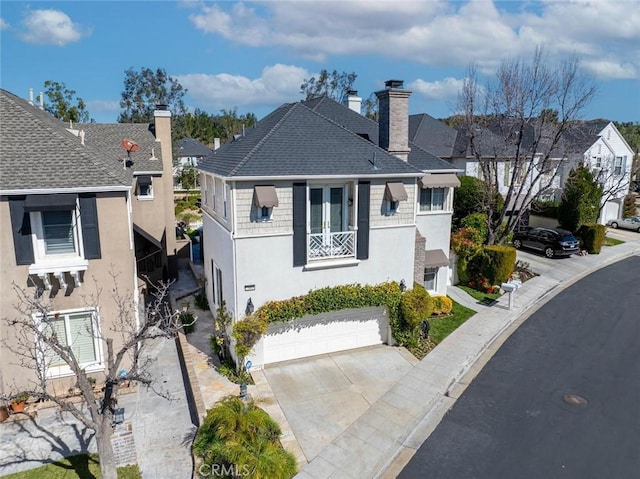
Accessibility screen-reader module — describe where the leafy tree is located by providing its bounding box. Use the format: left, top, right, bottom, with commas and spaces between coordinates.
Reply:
178, 165, 199, 190
458, 47, 597, 244
300, 69, 357, 101
194, 396, 297, 478
43, 80, 92, 123
557, 166, 603, 232
173, 108, 258, 147
623, 194, 637, 218
453, 176, 485, 227
1, 276, 188, 479
119, 67, 187, 123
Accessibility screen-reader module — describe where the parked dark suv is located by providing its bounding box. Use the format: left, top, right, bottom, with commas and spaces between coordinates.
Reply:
512, 227, 580, 258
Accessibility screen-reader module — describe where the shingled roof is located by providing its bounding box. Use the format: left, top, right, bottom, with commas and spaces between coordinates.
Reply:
198, 101, 426, 178
176, 137, 212, 158
80, 123, 164, 178
0, 89, 129, 192
409, 113, 459, 158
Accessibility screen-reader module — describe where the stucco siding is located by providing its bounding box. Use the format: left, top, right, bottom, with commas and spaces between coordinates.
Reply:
202, 212, 236, 317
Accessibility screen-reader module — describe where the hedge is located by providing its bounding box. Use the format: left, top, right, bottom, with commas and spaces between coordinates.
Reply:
577, 223, 606, 254
483, 245, 517, 284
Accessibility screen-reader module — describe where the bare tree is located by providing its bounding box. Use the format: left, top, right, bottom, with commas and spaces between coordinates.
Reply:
1, 273, 190, 479
457, 47, 597, 244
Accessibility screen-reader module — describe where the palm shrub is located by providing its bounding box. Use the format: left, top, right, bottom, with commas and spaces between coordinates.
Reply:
194, 396, 297, 479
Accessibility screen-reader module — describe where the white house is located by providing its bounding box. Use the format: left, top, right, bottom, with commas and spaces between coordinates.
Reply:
198, 81, 459, 367
567, 122, 634, 224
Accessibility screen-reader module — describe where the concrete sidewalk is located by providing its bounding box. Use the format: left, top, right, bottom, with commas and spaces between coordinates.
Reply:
295, 239, 640, 479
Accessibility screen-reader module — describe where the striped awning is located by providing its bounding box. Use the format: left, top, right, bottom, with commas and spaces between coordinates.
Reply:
420, 173, 461, 188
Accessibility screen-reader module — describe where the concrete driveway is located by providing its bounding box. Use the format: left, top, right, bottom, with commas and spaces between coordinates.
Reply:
262, 345, 417, 462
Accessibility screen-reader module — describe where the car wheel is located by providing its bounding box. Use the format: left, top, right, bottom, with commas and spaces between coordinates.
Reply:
513, 239, 522, 249
611, 222, 618, 229
544, 247, 554, 258
637, 227, 640, 233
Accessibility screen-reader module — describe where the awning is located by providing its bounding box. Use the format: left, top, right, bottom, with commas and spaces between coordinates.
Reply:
384, 182, 408, 202
136, 175, 152, 187
425, 249, 449, 267
420, 173, 461, 188
24, 193, 77, 212
253, 185, 279, 208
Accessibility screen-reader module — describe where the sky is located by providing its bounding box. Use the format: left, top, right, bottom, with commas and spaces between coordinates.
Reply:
1, 0, 639, 124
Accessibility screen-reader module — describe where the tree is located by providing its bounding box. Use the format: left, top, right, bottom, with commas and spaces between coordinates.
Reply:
557, 166, 603, 232
172, 108, 258, 147
623, 194, 637, 218
453, 176, 486, 227
457, 47, 597, 244
300, 69, 357, 101
43, 81, 92, 123
362, 92, 379, 121
178, 165, 199, 190
119, 67, 187, 123
0, 275, 188, 479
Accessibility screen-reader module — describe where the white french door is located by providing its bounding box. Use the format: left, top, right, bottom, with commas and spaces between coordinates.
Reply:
308, 185, 354, 259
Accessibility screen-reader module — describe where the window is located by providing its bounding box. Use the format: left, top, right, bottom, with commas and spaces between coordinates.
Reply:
212, 178, 216, 211
257, 206, 273, 220
419, 188, 445, 211
42, 211, 76, 254
386, 200, 399, 215
424, 267, 438, 292
222, 183, 228, 220
614, 156, 624, 175
503, 163, 511, 186
214, 265, 223, 306
136, 176, 153, 198
40, 309, 102, 377
253, 186, 278, 221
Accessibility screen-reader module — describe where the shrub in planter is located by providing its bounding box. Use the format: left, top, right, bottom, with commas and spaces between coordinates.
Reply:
179, 311, 196, 334
431, 296, 453, 315
10, 392, 29, 413
577, 223, 606, 254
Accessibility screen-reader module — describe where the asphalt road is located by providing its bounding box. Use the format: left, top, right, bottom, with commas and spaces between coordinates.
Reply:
400, 256, 640, 479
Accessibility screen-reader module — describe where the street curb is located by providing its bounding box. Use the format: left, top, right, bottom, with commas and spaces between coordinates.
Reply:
374, 247, 640, 478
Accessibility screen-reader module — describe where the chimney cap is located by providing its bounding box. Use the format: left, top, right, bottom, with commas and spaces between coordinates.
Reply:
156, 103, 168, 111
346, 89, 358, 96
385, 79, 404, 89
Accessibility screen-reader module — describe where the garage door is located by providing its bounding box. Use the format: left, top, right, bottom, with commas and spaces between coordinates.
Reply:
262, 306, 389, 365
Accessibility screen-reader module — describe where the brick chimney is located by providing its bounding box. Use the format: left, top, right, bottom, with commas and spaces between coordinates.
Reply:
343, 89, 362, 115
153, 105, 178, 278
375, 80, 411, 161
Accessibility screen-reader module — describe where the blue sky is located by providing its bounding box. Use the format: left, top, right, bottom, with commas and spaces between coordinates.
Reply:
1, 1, 639, 123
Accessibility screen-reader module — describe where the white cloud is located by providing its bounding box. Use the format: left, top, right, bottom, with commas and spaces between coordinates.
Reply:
20, 9, 90, 46
85, 100, 120, 112
408, 77, 464, 101
187, 0, 640, 80
0, 18, 9, 30
177, 64, 310, 110
582, 60, 637, 80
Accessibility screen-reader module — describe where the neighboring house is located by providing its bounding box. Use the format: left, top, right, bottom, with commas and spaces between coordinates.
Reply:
73, 108, 178, 283
174, 137, 214, 189
564, 122, 634, 224
198, 80, 460, 367
0, 89, 137, 393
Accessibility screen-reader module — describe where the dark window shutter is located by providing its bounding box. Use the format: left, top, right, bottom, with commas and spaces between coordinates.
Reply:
79, 194, 101, 260
8, 197, 34, 265
357, 181, 370, 260
292, 183, 307, 266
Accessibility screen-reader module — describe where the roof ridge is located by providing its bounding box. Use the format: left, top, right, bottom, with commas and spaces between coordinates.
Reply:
228, 103, 298, 177
1, 90, 129, 187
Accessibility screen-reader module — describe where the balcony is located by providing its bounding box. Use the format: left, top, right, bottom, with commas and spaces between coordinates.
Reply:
308, 231, 355, 260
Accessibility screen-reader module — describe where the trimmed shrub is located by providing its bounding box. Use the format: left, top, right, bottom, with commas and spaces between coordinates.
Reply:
483, 245, 517, 284
577, 223, 606, 254
400, 283, 433, 331
460, 212, 489, 243
432, 296, 453, 315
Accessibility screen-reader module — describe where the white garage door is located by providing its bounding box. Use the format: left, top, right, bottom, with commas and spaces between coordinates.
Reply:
601, 201, 620, 225
262, 306, 389, 365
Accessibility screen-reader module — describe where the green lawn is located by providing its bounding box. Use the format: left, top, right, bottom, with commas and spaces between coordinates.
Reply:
429, 300, 477, 345
4, 454, 140, 479
603, 236, 625, 246
457, 285, 502, 304
407, 299, 477, 359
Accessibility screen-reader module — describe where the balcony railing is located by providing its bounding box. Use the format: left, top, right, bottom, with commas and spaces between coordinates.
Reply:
308, 231, 355, 260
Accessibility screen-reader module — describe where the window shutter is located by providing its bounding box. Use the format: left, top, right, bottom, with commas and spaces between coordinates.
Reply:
357, 181, 370, 260
79, 194, 101, 259
8, 197, 34, 265
292, 183, 307, 266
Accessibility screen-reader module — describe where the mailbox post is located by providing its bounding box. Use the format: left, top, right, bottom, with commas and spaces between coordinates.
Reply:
500, 280, 522, 310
